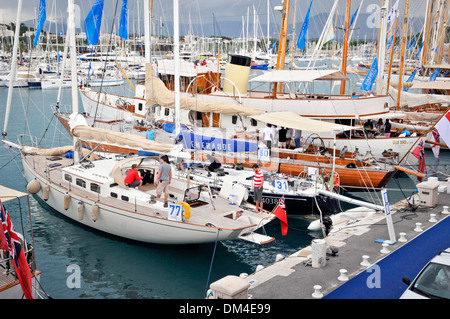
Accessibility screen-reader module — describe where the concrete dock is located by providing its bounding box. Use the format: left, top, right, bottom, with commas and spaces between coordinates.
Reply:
213, 182, 450, 299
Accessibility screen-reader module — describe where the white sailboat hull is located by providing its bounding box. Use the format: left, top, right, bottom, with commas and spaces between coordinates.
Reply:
21, 156, 265, 245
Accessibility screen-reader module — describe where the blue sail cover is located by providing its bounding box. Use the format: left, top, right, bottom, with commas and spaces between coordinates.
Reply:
180, 131, 258, 153
118, 0, 128, 40
84, 0, 105, 45
297, 0, 313, 50
33, 0, 46, 47
360, 57, 378, 91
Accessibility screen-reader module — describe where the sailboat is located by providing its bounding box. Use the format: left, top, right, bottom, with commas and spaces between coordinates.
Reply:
1, 0, 276, 245
0, 185, 43, 299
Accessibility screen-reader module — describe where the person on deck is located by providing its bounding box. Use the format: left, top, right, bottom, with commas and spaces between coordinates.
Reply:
294, 129, 302, 148
124, 164, 142, 190
263, 124, 274, 153
384, 119, 392, 138
146, 125, 156, 141
278, 127, 287, 149
155, 155, 172, 207
252, 164, 264, 215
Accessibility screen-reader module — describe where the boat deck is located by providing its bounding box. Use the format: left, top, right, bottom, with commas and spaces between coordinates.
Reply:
23, 154, 266, 231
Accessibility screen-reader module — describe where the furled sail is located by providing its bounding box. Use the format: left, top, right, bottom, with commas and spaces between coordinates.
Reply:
144, 63, 263, 116
68, 113, 186, 157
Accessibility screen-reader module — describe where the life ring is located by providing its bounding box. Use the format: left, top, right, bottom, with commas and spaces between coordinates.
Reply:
177, 202, 191, 220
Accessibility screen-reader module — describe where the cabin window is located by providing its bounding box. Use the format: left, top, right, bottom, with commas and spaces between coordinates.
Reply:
250, 119, 257, 126
64, 174, 72, 182
232, 115, 238, 124
164, 108, 170, 116
90, 183, 100, 193
138, 103, 143, 111
76, 178, 86, 188
110, 192, 118, 198
121, 195, 129, 202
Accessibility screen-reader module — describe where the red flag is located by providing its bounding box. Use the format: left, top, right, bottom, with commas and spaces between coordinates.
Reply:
272, 197, 288, 236
0, 201, 34, 299
411, 139, 425, 182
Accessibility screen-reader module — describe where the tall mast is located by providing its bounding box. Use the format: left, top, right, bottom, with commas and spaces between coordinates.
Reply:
377, 0, 388, 87
173, 0, 181, 137
144, 0, 152, 63
340, 0, 351, 95
272, 0, 290, 96
68, 0, 81, 163
2, 0, 23, 138
396, 0, 410, 111
421, 0, 434, 68
386, 14, 399, 95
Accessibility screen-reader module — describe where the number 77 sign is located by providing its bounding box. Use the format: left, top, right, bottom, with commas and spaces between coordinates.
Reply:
168, 204, 182, 221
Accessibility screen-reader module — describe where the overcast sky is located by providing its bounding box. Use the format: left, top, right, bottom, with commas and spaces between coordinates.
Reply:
0, 0, 429, 37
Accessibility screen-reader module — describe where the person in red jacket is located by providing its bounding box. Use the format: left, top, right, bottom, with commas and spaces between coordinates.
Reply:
124, 164, 142, 189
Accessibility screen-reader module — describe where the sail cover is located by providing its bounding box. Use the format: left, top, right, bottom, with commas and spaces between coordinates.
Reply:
144, 64, 263, 116
249, 70, 348, 83
72, 125, 174, 154
250, 111, 356, 133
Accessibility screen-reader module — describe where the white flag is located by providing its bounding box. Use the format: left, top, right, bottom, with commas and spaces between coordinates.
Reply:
434, 111, 450, 148
387, 0, 399, 30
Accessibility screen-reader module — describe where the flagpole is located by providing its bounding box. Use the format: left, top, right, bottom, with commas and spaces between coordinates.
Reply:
269, 194, 285, 215
272, 0, 290, 97
396, 0, 410, 111
340, 0, 351, 95
386, 15, 399, 95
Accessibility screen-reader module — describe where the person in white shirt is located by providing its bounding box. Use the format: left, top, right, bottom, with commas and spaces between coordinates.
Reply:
263, 124, 274, 153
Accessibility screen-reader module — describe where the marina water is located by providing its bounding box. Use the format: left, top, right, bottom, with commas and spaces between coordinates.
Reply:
1, 84, 448, 299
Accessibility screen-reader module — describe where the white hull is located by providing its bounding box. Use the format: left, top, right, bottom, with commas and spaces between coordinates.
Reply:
318, 135, 421, 166
78, 86, 422, 165
21, 155, 271, 245
41, 79, 72, 90
87, 79, 124, 87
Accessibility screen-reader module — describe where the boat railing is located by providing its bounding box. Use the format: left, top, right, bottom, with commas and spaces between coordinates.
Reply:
0, 244, 37, 281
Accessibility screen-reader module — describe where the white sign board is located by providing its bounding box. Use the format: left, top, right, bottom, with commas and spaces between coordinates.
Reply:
258, 148, 270, 162
274, 180, 289, 194
168, 203, 183, 221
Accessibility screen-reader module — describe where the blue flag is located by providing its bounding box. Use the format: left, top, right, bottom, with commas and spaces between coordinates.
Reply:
297, 0, 313, 50
349, 7, 358, 28
33, 0, 46, 47
360, 57, 378, 91
118, 0, 128, 40
403, 69, 417, 92
84, 0, 105, 45
414, 42, 424, 60
430, 68, 440, 81
407, 37, 416, 50
268, 41, 277, 51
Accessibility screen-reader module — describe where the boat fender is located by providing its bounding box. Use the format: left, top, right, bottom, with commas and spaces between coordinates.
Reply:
43, 185, 50, 201
27, 180, 41, 194
77, 201, 84, 220
92, 203, 99, 222
178, 202, 191, 220
333, 172, 340, 189
64, 193, 70, 210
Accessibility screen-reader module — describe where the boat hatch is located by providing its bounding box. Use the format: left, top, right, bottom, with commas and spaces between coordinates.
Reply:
183, 185, 208, 207
238, 232, 275, 245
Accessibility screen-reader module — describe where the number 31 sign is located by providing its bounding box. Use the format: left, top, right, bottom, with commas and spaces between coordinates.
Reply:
274, 180, 289, 193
